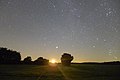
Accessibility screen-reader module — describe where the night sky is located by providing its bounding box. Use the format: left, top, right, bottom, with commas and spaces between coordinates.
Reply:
0, 0, 120, 62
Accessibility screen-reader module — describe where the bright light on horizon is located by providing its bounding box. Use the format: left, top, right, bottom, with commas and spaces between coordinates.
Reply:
50, 59, 56, 63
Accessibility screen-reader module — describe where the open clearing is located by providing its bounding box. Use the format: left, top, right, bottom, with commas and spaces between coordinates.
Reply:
0, 64, 120, 80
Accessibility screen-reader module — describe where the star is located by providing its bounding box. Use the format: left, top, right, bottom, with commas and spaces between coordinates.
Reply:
55, 46, 59, 49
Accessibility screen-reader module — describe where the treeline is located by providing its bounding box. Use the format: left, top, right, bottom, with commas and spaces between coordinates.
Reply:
1, 47, 119, 66
22, 56, 49, 65
103, 61, 120, 65
0, 47, 49, 65
80, 61, 120, 65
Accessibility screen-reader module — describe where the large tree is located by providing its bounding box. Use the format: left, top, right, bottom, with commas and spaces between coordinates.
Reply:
61, 53, 74, 66
0, 47, 21, 64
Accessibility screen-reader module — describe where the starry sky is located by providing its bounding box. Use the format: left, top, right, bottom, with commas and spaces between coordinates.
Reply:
0, 0, 120, 62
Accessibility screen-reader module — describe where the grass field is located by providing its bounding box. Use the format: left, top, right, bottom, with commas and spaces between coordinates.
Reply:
0, 64, 120, 80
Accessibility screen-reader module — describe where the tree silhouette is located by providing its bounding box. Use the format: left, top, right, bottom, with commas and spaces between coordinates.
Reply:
0, 47, 50, 65
34, 57, 49, 65
61, 53, 74, 66
0, 47, 21, 64
23, 56, 32, 64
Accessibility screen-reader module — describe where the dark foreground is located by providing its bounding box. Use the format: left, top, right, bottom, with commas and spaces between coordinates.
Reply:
0, 64, 120, 80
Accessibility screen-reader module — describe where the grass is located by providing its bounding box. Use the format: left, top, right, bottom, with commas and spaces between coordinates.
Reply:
0, 64, 120, 80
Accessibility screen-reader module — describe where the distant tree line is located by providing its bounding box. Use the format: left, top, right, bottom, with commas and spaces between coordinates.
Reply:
0, 47, 49, 65
80, 61, 120, 65
22, 56, 49, 65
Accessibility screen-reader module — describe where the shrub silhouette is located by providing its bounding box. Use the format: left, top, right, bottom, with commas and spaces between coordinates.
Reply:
61, 53, 73, 66
0, 47, 21, 64
23, 56, 32, 64
34, 57, 49, 65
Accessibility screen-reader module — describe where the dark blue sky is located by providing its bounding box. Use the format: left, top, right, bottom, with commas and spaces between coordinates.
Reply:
0, 0, 120, 62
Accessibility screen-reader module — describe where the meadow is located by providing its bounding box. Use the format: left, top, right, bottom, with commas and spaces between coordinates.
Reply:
0, 64, 120, 80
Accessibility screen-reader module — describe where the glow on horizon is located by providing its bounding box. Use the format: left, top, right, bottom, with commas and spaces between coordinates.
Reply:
50, 59, 57, 63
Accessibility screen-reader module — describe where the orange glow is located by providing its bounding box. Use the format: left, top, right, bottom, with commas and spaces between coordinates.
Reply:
50, 59, 56, 63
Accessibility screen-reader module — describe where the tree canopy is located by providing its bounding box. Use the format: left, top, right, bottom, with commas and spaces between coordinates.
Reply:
0, 47, 21, 64
61, 53, 74, 66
